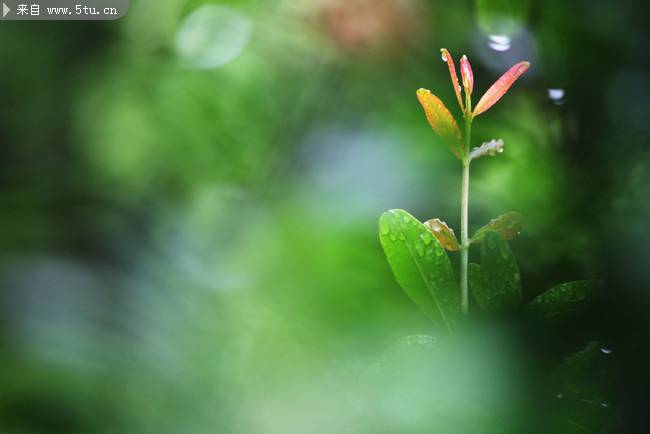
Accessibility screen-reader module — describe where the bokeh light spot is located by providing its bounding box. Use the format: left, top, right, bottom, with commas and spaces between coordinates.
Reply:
174, 5, 253, 70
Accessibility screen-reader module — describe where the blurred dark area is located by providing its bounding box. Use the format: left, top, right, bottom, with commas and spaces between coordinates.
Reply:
1, 0, 649, 433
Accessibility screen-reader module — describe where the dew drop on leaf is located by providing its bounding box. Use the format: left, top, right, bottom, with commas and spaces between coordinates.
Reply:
380, 222, 390, 235
600, 347, 612, 355
415, 242, 425, 258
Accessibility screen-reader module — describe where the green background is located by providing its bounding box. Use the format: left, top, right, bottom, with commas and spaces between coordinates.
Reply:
1, 0, 649, 432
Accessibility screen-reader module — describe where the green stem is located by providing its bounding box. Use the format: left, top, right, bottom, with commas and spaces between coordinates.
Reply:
460, 117, 472, 315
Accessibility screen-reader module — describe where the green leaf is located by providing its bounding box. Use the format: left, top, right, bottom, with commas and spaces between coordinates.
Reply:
379, 209, 460, 333
547, 341, 615, 433
424, 218, 461, 251
526, 280, 601, 320
477, 231, 521, 312
471, 212, 523, 244
468, 262, 482, 303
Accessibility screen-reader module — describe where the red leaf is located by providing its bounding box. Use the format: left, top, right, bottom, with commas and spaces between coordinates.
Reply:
460, 55, 474, 96
440, 48, 464, 112
416, 89, 463, 159
473, 61, 530, 117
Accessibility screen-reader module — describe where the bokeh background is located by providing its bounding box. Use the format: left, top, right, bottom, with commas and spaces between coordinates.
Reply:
1, 0, 649, 432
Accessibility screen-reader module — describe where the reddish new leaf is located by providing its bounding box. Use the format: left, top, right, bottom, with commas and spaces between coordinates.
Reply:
424, 218, 461, 251
460, 55, 474, 96
473, 61, 530, 117
416, 89, 463, 159
440, 48, 464, 112
470, 212, 523, 244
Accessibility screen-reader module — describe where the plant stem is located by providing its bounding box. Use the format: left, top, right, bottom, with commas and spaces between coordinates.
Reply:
460, 117, 472, 315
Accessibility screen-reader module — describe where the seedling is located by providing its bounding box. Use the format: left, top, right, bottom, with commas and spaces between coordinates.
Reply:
378, 49, 597, 333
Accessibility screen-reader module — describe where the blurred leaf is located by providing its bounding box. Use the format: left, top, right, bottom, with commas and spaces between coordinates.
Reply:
526, 280, 601, 320
424, 218, 461, 251
440, 48, 464, 111
476, 0, 532, 36
547, 341, 615, 433
379, 209, 460, 333
468, 262, 482, 302
471, 212, 523, 244
384, 334, 440, 358
469, 138, 504, 161
473, 61, 530, 117
477, 231, 521, 312
416, 89, 464, 159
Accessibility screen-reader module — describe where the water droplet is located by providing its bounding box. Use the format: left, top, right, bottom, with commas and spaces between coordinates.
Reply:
421, 232, 432, 245
434, 248, 443, 257
380, 222, 390, 235
600, 347, 612, 355
487, 34, 512, 52
500, 247, 509, 259
402, 216, 409, 223
547, 88, 566, 105
601, 402, 609, 408
441, 51, 447, 62
556, 393, 563, 400
390, 234, 397, 242
415, 242, 425, 257
399, 233, 406, 241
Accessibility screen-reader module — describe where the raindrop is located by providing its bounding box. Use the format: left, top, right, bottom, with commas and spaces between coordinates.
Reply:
390, 234, 397, 242
415, 243, 425, 258
547, 88, 566, 105
601, 402, 609, 408
434, 248, 444, 257
421, 232, 432, 245
556, 393, 563, 399
600, 347, 612, 355
402, 216, 410, 223
441, 51, 447, 62
399, 233, 406, 241
380, 222, 390, 235
487, 34, 512, 52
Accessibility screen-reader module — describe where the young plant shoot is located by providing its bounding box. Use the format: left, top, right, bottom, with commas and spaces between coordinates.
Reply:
379, 49, 598, 333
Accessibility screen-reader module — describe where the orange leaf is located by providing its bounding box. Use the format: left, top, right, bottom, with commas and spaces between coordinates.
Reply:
473, 61, 530, 117
416, 89, 463, 159
424, 218, 461, 251
440, 48, 464, 112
